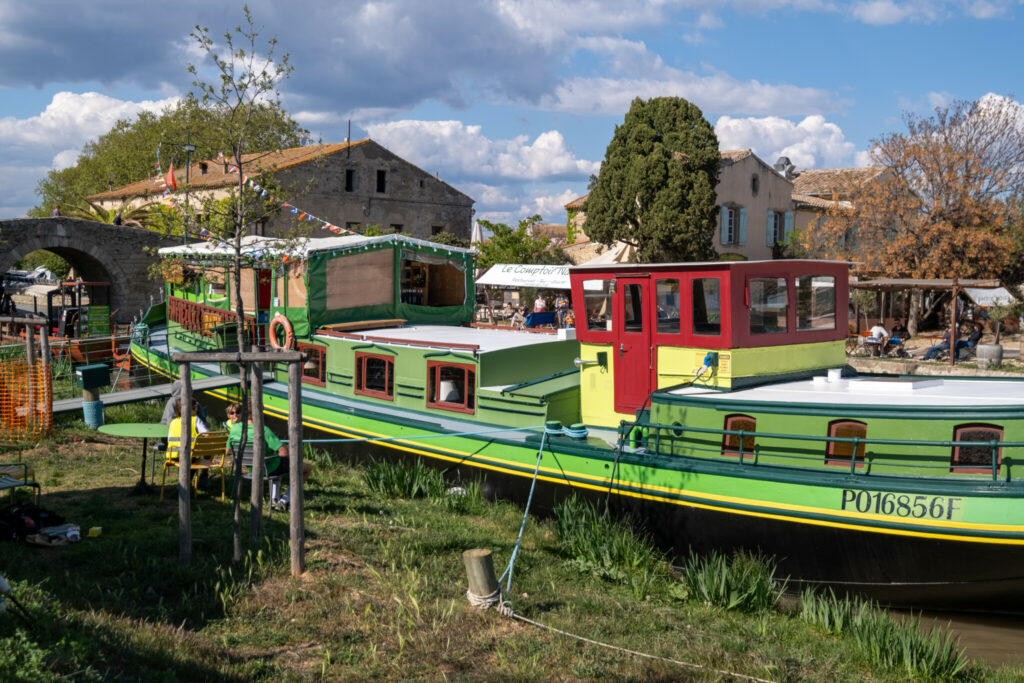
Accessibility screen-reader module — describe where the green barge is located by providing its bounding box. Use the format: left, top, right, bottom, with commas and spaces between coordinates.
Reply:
132, 234, 1024, 611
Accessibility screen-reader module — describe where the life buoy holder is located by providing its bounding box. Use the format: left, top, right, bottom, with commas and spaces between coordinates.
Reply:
269, 313, 295, 350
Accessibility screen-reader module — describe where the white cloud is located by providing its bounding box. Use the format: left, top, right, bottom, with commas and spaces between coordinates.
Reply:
853, 149, 875, 167
0, 91, 177, 151
519, 188, 581, 222
848, 0, 1012, 24
927, 91, 954, 108
52, 149, 79, 170
365, 120, 599, 181
714, 114, 857, 169
851, 1, 918, 24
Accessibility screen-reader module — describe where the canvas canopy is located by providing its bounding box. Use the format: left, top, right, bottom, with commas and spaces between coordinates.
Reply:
964, 287, 1018, 308
477, 264, 571, 289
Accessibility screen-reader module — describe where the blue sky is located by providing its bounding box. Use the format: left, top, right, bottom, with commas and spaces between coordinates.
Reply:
0, 0, 1020, 226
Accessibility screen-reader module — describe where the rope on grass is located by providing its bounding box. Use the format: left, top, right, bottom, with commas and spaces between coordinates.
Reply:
505, 609, 775, 683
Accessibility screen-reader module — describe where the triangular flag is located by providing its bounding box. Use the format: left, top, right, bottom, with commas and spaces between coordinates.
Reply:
166, 163, 178, 191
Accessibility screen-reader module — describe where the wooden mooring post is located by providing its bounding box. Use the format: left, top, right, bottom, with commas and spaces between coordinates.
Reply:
172, 350, 305, 574
463, 549, 500, 606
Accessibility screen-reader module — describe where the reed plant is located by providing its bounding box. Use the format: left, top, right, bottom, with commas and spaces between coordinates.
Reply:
676, 549, 786, 612
800, 588, 970, 679
361, 456, 445, 499
553, 496, 664, 599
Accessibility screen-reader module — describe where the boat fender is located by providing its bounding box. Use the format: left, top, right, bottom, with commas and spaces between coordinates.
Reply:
269, 313, 295, 350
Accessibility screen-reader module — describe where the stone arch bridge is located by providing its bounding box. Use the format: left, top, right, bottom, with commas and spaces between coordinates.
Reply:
0, 217, 178, 323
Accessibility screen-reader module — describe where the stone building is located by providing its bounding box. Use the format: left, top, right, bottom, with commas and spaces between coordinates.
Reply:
791, 166, 888, 236
88, 139, 475, 241
562, 149, 796, 262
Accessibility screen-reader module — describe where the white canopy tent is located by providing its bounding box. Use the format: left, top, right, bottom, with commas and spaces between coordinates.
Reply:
476, 264, 571, 290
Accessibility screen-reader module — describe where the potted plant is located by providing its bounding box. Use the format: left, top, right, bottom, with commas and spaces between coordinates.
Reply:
979, 301, 1022, 368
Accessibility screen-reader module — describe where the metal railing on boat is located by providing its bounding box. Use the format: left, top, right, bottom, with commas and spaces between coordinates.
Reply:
621, 420, 1014, 482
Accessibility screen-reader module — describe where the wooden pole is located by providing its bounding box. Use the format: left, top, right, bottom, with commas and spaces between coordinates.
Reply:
463, 549, 499, 604
288, 360, 305, 576
179, 362, 193, 566
249, 362, 265, 539
950, 280, 959, 369
39, 327, 51, 423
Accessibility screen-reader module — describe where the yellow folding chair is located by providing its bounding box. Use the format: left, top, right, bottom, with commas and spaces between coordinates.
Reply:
161, 430, 230, 501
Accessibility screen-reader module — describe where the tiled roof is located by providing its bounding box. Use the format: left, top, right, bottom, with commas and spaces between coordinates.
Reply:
531, 223, 568, 240
87, 140, 369, 201
792, 167, 886, 198
720, 149, 752, 162
565, 194, 588, 210
792, 193, 851, 210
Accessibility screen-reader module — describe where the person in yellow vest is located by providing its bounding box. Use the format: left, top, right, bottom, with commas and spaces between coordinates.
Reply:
167, 399, 209, 462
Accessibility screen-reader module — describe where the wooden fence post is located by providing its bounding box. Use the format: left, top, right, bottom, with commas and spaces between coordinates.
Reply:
179, 362, 193, 566
288, 359, 304, 575
249, 362, 265, 539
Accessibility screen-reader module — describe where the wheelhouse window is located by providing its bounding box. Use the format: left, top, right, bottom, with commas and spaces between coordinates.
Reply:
427, 362, 475, 413
692, 278, 721, 335
796, 275, 836, 331
722, 414, 756, 457
951, 423, 1003, 474
297, 342, 326, 386
355, 353, 394, 400
656, 279, 680, 334
826, 420, 867, 467
582, 279, 613, 332
623, 283, 644, 333
749, 277, 788, 335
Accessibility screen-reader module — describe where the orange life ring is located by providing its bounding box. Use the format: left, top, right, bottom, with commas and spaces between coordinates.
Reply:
269, 313, 294, 350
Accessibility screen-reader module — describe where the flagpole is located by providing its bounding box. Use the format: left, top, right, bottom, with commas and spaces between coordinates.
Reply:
183, 131, 195, 246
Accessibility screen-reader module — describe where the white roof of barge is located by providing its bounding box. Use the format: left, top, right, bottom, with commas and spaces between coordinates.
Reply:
670, 374, 1024, 406
158, 234, 475, 259
570, 258, 849, 270
314, 324, 566, 353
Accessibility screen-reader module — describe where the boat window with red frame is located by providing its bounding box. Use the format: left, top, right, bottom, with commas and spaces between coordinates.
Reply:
427, 361, 475, 413
722, 414, 756, 457
951, 423, 1003, 474
796, 275, 836, 331
355, 352, 394, 400
826, 419, 866, 468
692, 277, 722, 336
581, 278, 614, 333
296, 341, 326, 386
749, 277, 788, 335
655, 279, 681, 334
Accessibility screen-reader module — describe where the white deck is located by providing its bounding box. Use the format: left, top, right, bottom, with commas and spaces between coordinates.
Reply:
669, 372, 1024, 407
315, 325, 565, 353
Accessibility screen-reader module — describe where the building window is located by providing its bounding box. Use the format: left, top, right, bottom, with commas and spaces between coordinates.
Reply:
355, 353, 394, 400
345, 169, 355, 192
297, 342, 326, 386
656, 279, 680, 334
346, 222, 361, 232
431, 225, 444, 235
724, 207, 737, 244
751, 174, 759, 196
951, 423, 1003, 474
748, 277, 788, 335
796, 275, 836, 331
390, 224, 403, 233
722, 414, 756, 456
692, 278, 721, 335
199, 162, 209, 175
826, 420, 867, 468
376, 169, 387, 193
427, 362, 475, 413
771, 212, 783, 244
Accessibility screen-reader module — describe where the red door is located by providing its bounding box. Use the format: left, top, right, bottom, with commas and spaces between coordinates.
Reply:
614, 278, 655, 414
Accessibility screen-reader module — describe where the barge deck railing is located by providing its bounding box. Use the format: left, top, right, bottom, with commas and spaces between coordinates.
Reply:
623, 420, 1014, 483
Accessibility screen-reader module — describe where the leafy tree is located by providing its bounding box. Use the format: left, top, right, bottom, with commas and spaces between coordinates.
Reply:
63, 198, 159, 227
475, 215, 568, 269
31, 93, 306, 219
186, 6, 297, 560
584, 97, 721, 262
803, 96, 1024, 281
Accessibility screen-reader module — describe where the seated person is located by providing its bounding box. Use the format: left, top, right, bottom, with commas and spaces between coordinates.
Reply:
226, 403, 311, 510
161, 380, 208, 425
167, 399, 209, 460
954, 322, 983, 360
885, 318, 910, 355
890, 319, 910, 341
510, 306, 526, 329
922, 329, 956, 361
866, 320, 888, 356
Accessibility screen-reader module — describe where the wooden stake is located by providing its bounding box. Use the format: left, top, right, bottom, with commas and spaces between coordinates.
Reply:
249, 362, 265, 539
288, 360, 305, 576
463, 549, 499, 603
179, 362, 193, 566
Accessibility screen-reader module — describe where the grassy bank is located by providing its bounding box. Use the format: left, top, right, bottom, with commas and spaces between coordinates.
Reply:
3, 402, 1024, 680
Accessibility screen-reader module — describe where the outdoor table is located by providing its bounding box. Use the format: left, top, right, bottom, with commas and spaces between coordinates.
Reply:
97, 423, 168, 496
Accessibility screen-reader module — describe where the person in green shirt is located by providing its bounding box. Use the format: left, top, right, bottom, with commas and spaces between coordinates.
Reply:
226, 403, 311, 510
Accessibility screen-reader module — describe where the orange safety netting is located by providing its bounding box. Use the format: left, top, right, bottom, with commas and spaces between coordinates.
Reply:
0, 358, 53, 442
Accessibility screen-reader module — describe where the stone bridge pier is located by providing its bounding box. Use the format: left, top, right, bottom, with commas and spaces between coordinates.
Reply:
0, 217, 178, 323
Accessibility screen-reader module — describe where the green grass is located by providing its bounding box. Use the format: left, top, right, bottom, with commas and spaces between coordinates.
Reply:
1, 402, 1022, 680
676, 549, 786, 613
